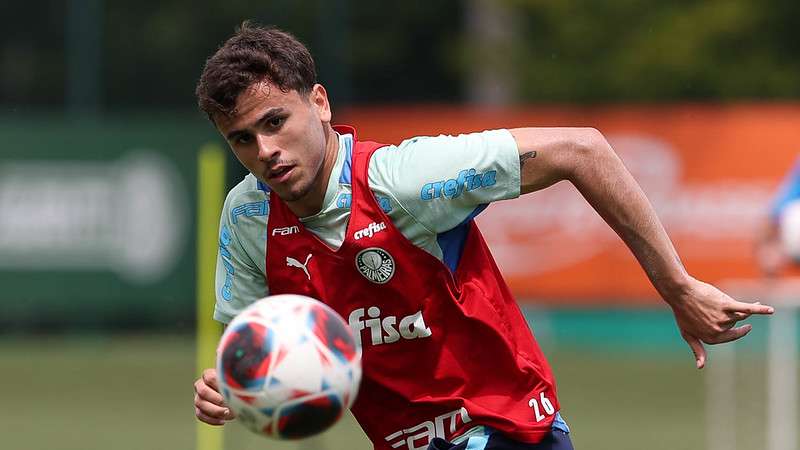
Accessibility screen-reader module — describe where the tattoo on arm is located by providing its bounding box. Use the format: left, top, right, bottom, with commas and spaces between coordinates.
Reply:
519, 151, 537, 168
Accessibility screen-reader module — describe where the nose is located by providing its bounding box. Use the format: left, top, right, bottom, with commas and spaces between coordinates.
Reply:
256, 134, 279, 162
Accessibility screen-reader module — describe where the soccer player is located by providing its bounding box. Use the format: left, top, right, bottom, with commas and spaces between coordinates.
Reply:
757, 155, 800, 276
192, 23, 774, 450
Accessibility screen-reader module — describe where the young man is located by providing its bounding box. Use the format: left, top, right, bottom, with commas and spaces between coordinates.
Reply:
193, 24, 773, 450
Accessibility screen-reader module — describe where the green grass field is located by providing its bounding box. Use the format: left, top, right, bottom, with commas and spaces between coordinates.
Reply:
3, 324, 789, 450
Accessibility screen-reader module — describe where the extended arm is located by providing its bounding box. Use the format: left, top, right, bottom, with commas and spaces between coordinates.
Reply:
510, 127, 774, 368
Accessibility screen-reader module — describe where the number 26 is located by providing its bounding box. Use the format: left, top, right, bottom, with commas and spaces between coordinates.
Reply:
528, 392, 555, 422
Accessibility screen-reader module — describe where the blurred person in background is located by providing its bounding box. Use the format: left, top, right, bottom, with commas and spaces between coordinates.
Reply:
757, 155, 800, 277
192, 23, 774, 450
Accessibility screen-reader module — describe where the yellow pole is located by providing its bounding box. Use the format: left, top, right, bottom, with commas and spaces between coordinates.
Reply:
196, 143, 226, 450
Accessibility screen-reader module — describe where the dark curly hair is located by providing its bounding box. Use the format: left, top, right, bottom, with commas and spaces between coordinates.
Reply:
196, 22, 317, 119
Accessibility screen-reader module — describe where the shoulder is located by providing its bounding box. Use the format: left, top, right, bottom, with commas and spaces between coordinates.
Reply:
364, 129, 520, 234
371, 129, 516, 159
366, 129, 518, 197
222, 173, 269, 227
225, 173, 266, 205
367, 130, 517, 187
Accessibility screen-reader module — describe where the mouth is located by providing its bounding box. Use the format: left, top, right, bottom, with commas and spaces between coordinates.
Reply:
267, 165, 294, 183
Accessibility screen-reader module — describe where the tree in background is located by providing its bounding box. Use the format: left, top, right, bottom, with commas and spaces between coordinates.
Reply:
0, 0, 798, 110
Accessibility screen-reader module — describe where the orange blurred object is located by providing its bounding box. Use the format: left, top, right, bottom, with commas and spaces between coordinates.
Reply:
339, 103, 800, 304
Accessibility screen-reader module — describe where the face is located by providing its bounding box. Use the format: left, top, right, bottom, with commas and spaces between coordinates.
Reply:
215, 81, 333, 207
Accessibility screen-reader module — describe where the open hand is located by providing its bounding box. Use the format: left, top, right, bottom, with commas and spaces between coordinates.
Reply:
669, 277, 774, 369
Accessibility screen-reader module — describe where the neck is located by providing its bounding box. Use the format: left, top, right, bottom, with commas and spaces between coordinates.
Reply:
286, 125, 339, 217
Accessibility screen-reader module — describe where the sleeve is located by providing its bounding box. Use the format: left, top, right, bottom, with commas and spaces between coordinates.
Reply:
213, 186, 269, 324
368, 129, 520, 234
770, 156, 800, 221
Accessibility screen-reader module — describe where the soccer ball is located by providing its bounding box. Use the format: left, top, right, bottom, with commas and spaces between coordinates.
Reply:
216, 294, 362, 439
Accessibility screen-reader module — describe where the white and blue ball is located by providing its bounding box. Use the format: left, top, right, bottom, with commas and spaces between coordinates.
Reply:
216, 294, 362, 439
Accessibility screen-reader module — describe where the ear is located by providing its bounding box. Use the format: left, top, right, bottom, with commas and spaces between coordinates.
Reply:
309, 84, 331, 123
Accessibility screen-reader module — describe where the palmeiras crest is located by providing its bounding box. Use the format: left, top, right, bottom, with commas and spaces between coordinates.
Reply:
355, 247, 395, 284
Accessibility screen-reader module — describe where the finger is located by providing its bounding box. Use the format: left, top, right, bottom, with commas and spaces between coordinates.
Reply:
202, 368, 220, 391
730, 301, 766, 321
717, 319, 738, 333
196, 407, 226, 426
731, 311, 750, 321
682, 333, 707, 369
195, 381, 227, 406
194, 383, 227, 409
726, 301, 774, 315
707, 324, 752, 344
195, 398, 233, 420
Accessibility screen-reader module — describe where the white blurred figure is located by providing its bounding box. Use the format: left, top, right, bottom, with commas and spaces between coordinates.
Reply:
757, 157, 800, 276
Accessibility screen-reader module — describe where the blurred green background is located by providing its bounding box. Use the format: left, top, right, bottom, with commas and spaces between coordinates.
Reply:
2, 1, 798, 449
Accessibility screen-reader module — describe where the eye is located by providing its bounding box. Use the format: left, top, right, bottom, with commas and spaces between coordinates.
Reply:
267, 116, 286, 129
234, 133, 253, 145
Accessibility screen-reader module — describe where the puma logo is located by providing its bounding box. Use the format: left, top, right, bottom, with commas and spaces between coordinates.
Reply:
286, 254, 313, 280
